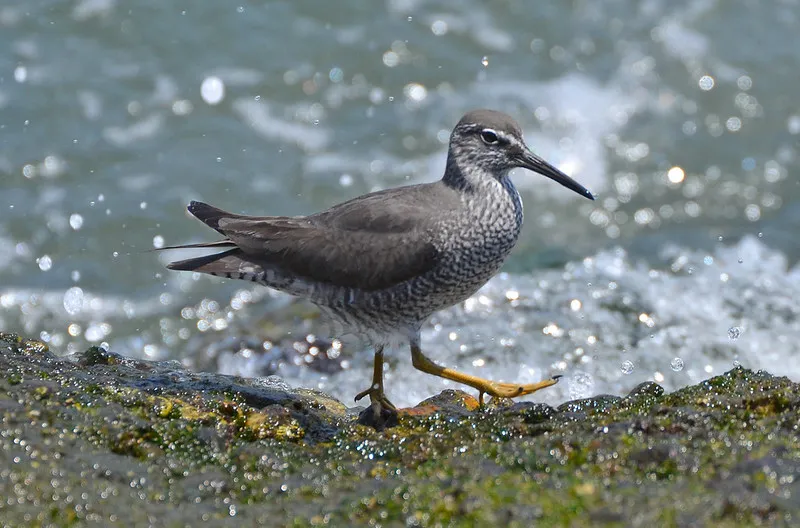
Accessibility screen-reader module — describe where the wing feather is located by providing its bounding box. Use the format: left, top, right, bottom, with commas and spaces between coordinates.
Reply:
168, 186, 461, 291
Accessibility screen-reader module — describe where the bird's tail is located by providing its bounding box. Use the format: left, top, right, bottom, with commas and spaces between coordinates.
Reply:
158, 201, 267, 281
154, 239, 236, 251
186, 200, 241, 234
152, 200, 241, 251
165, 248, 247, 274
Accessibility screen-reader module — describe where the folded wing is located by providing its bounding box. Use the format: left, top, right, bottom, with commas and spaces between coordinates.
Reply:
165, 197, 444, 291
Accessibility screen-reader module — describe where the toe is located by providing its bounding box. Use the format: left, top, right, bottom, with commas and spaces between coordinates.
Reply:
379, 397, 398, 411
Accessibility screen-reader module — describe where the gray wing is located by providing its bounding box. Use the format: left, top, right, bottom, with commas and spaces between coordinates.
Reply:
167, 184, 460, 291
310, 182, 459, 232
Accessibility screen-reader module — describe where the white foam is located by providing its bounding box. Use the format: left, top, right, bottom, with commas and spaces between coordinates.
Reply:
72, 0, 116, 21
231, 98, 329, 152
103, 114, 164, 147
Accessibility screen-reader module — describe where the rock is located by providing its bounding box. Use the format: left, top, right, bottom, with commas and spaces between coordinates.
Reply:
2, 331, 800, 525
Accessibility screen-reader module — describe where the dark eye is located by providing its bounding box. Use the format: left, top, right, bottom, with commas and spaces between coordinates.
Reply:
480, 129, 499, 145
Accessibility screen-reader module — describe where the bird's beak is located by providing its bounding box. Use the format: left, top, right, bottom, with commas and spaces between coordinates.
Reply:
518, 149, 595, 201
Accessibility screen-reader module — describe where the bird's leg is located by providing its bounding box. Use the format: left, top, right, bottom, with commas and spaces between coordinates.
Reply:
354, 346, 397, 411
410, 344, 560, 405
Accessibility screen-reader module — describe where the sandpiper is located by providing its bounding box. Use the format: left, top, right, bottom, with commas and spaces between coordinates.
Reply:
161, 109, 594, 416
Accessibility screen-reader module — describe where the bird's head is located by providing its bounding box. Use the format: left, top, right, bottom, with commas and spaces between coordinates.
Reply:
446, 109, 594, 201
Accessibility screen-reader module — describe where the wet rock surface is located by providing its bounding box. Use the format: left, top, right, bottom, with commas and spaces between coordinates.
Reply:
2, 331, 799, 526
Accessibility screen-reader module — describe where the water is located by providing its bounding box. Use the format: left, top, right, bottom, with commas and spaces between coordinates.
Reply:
2, 1, 799, 407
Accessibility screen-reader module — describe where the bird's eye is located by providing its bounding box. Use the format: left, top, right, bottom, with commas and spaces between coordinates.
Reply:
480, 129, 499, 145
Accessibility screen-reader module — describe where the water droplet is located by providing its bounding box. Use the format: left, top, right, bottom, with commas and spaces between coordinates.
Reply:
85, 323, 106, 342
728, 327, 741, 340
14, 65, 27, 83
69, 214, 84, 230
328, 67, 343, 83
431, 20, 448, 36
63, 287, 84, 316
670, 357, 684, 372
37, 255, 52, 271
620, 360, 634, 374
481, 56, 489, 67
201, 76, 225, 105
698, 75, 715, 91
403, 82, 427, 103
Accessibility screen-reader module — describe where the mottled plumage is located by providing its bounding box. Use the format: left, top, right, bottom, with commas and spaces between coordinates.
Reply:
162, 109, 594, 419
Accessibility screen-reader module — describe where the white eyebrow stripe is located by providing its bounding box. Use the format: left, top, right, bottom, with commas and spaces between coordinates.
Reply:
503, 133, 523, 148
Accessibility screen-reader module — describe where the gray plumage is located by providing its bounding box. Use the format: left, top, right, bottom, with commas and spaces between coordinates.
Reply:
163, 109, 594, 348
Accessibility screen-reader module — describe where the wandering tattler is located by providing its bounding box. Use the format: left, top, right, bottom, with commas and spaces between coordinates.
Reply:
161, 109, 594, 415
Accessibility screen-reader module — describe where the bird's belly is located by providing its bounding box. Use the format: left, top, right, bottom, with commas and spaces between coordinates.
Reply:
311, 242, 511, 341
309, 212, 522, 341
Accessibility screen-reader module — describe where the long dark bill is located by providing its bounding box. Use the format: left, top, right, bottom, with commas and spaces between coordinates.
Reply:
520, 150, 595, 201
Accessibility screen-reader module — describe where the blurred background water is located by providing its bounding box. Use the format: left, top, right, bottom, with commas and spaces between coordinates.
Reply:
2, 0, 799, 407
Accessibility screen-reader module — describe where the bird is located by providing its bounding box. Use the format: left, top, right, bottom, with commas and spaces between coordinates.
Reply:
159, 109, 594, 417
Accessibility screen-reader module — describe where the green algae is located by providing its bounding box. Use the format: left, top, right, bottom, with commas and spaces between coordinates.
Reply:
1, 332, 799, 526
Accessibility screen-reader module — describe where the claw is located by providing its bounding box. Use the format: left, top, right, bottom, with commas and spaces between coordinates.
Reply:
354, 383, 379, 403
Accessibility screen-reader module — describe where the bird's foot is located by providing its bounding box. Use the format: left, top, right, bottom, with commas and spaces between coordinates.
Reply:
355, 385, 399, 430
354, 384, 397, 411
478, 375, 562, 406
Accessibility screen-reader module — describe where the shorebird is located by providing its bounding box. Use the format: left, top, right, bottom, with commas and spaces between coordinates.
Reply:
161, 109, 594, 416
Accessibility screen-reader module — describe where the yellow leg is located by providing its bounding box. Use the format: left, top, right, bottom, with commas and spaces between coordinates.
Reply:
410, 344, 560, 405
354, 346, 397, 411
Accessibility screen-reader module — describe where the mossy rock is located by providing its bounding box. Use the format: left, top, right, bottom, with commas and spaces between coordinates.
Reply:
1, 332, 798, 526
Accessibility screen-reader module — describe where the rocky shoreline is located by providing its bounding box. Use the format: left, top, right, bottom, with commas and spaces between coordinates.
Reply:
1, 331, 798, 526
